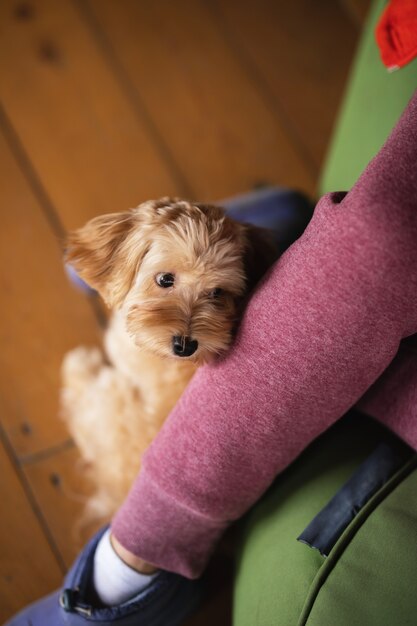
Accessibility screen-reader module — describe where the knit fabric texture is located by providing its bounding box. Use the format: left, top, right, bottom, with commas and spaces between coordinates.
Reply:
112, 91, 417, 578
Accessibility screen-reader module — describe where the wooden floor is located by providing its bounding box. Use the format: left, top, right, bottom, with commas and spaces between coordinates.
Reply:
0, 0, 369, 622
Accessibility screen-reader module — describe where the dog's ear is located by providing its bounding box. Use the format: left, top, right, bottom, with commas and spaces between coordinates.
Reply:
242, 224, 281, 293
65, 199, 185, 308
65, 211, 147, 308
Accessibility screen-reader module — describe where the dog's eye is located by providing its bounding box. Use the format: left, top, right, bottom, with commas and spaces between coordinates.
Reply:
156, 273, 175, 288
209, 288, 223, 299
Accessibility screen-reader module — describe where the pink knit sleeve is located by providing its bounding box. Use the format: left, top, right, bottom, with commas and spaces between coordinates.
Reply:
112, 92, 417, 578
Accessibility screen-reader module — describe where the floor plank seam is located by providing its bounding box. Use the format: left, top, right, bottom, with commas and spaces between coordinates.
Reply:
73, 0, 197, 201
0, 103, 104, 329
0, 104, 66, 242
207, 0, 320, 185
19, 438, 75, 467
0, 422, 67, 575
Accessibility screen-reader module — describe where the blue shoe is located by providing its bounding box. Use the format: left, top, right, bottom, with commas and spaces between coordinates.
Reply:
5, 527, 203, 626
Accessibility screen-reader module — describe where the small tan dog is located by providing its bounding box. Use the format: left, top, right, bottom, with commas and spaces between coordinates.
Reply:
61, 198, 277, 523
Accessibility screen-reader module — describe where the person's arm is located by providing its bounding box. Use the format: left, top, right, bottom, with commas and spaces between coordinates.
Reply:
112, 91, 417, 578
110, 534, 159, 574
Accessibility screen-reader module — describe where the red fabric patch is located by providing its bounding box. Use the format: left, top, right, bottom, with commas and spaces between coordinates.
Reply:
375, 0, 417, 70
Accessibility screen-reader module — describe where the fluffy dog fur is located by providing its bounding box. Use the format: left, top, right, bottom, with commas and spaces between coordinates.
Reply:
61, 198, 278, 523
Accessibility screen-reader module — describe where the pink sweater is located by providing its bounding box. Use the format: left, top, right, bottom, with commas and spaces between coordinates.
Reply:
112, 91, 417, 578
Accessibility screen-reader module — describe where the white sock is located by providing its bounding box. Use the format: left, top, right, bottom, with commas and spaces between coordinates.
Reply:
93, 528, 159, 606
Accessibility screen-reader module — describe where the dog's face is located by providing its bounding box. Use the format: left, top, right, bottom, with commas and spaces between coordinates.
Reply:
66, 198, 277, 364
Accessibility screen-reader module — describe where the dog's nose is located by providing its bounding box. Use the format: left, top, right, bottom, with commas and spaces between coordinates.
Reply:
172, 336, 198, 357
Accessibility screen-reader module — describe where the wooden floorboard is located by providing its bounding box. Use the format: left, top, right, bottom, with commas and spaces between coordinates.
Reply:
0, 125, 100, 456
22, 444, 94, 569
341, 0, 371, 27
0, 432, 62, 623
0, 0, 366, 622
213, 0, 360, 174
84, 0, 315, 200
0, 0, 184, 231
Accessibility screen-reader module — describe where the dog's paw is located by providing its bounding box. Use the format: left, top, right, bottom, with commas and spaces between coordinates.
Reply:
62, 346, 104, 385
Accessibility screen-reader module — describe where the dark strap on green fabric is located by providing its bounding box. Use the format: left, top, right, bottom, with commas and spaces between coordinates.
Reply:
297, 442, 412, 556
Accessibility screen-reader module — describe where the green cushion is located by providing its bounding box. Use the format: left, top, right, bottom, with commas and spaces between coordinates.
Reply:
320, 0, 417, 195
303, 459, 417, 625
233, 415, 415, 625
